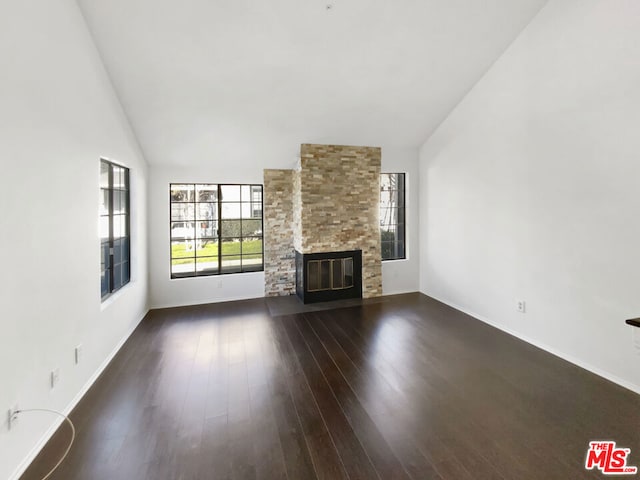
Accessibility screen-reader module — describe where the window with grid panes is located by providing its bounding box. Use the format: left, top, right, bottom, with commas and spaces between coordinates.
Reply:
380, 173, 406, 260
100, 160, 130, 299
169, 184, 263, 278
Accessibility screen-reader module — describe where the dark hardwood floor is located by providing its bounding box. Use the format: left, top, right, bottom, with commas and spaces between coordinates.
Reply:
21, 293, 640, 479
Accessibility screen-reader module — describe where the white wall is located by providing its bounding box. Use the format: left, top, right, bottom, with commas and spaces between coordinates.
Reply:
149, 147, 419, 308
382, 147, 420, 295
0, 1, 149, 479
149, 164, 268, 308
419, 0, 640, 393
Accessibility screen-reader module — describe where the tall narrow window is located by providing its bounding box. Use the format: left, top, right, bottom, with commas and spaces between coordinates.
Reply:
380, 173, 406, 260
100, 160, 130, 299
170, 184, 263, 278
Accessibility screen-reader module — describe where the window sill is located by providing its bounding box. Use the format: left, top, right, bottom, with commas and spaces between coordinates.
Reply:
382, 258, 408, 263
100, 282, 131, 311
626, 318, 640, 328
170, 270, 264, 281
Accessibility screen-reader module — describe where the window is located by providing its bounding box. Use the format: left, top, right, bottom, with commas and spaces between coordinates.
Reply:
100, 160, 130, 299
380, 173, 405, 260
170, 184, 263, 278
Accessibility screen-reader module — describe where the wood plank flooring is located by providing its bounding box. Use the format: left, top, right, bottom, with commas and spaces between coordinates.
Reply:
20, 293, 640, 479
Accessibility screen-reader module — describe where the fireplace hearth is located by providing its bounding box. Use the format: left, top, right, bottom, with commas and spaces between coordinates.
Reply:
295, 250, 362, 304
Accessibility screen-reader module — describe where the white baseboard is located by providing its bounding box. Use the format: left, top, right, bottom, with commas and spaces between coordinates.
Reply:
150, 294, 265, 310
422, 291, 640, 396
382, 287, 418, 296
8, 310, 148, 480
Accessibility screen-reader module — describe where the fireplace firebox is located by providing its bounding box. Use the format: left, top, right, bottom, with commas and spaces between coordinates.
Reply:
295, 250, 362, 304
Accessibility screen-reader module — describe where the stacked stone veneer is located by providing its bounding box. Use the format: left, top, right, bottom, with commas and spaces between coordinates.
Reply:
264, 144, 382, 298
292, 168, 302, 253
263, 170, 296, 296
298, 144, 382, 297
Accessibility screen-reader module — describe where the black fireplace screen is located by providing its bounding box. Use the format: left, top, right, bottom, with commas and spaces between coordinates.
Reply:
307, 257, 354, 291
295, 250, 362, 303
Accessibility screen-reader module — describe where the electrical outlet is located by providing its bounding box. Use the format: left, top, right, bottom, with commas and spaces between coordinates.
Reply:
75, 344, 83, 365
7, 404, 19, 430
51, 368, 60, 389
516, 300, 526, 313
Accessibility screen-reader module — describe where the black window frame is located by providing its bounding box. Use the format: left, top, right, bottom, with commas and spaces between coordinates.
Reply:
169, 183, 264, 279
100, 159, 131, 300
380, 172, 406, 261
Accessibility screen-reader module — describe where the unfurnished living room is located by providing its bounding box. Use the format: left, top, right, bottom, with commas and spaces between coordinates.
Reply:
2, 1, 640, 479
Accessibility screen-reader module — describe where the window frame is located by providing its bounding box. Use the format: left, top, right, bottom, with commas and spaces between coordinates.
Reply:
380, 172, 406, 261
100, 159, 131, 300
169, 183, 264, 279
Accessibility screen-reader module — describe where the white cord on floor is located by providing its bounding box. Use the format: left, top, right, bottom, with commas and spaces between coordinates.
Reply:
16, 408, 76, 480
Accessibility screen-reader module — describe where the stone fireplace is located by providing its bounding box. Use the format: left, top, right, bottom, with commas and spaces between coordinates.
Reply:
264, 144, 382, 301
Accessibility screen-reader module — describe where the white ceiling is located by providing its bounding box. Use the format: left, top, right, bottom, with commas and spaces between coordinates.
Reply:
77, 0, 547, 166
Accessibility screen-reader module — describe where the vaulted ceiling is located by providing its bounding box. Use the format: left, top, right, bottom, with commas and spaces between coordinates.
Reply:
77, 0, 547, 166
